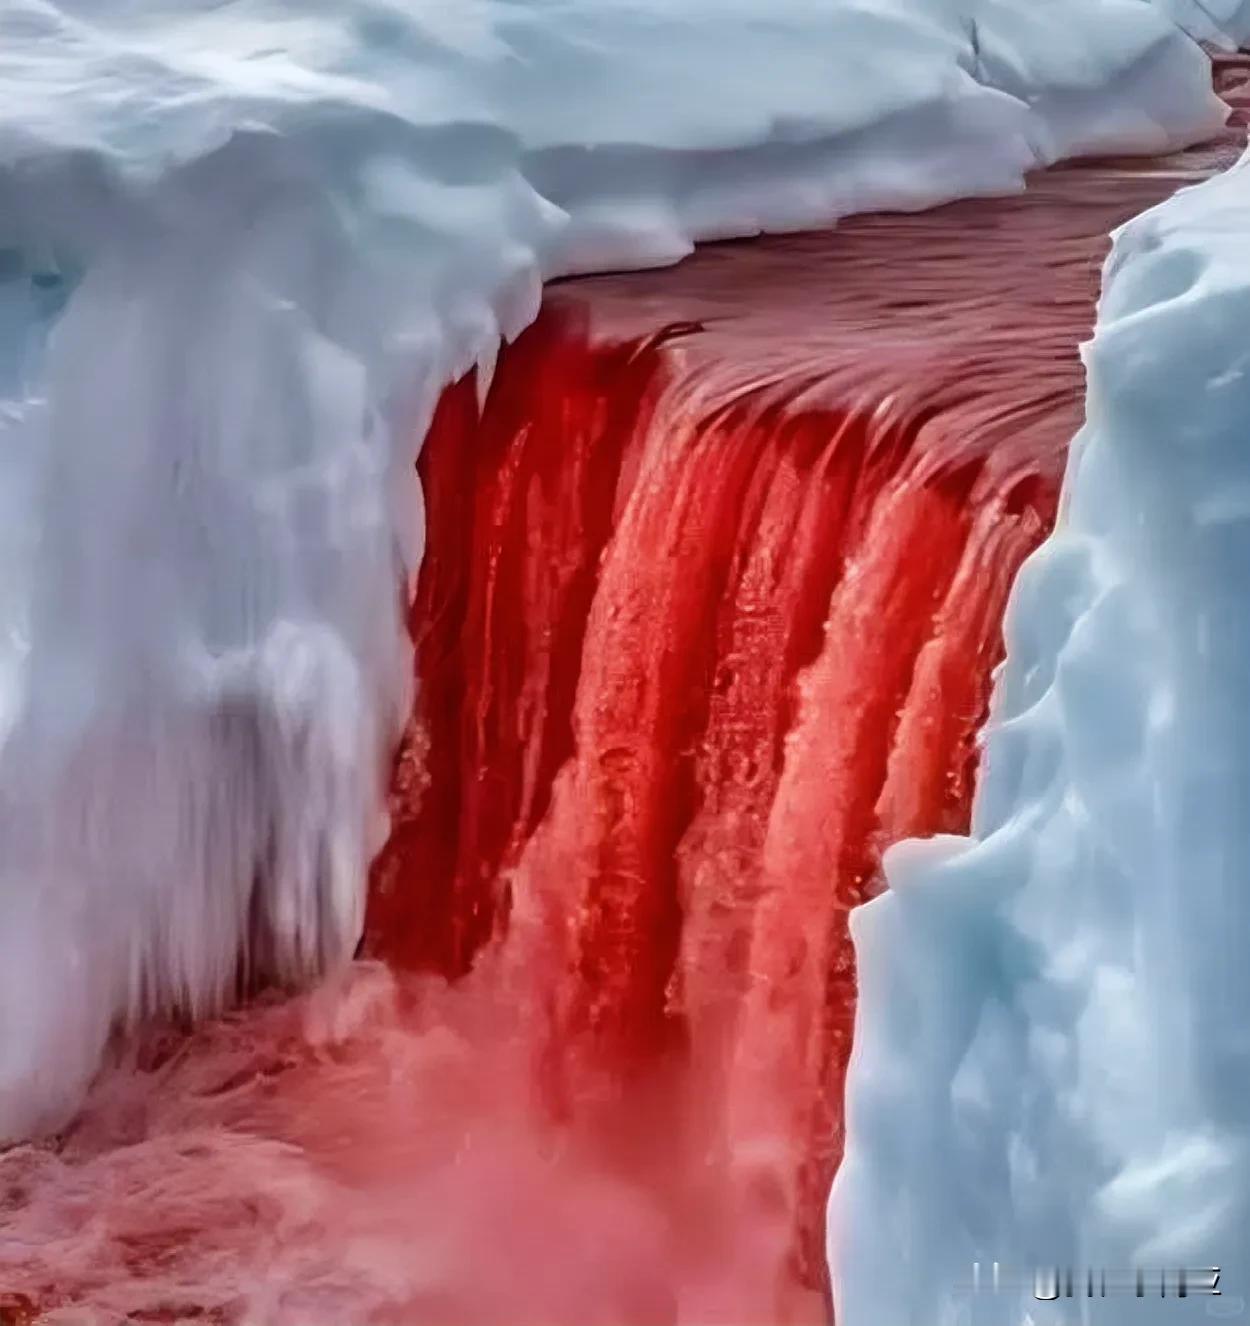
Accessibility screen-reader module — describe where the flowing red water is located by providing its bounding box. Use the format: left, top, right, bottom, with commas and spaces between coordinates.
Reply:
3, 77, 1246, 1324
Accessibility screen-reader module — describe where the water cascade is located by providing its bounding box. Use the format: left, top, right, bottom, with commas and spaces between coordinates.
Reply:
2, 66, 1245, 1326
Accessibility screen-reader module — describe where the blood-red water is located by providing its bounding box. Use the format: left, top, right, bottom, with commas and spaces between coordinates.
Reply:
365, 147, 1250, 1305
3, 99, 1246, 1324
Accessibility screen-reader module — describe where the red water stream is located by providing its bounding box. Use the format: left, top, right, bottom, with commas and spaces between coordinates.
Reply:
365, 143, 1248, 1307
2, 68, 1246, 1325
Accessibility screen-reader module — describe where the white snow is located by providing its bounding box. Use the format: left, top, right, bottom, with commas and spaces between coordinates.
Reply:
0, 0, 1229, 1142
830, 143, 1250, 1323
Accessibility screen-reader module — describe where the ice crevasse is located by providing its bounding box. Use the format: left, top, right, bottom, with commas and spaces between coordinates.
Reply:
831, 128, 1250, 1325
0, 0, 1236, 1159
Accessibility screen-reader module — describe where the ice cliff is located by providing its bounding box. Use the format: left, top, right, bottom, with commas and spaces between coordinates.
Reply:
831, 137, 1250, 1326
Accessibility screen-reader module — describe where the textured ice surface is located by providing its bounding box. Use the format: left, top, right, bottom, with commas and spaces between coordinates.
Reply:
0, 1, 1227, 1142
1152, 0, 1250, 47
830, 144, 1250, 1324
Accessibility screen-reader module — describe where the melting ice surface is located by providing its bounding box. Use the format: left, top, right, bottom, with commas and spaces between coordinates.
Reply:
831, 139, 1250, 1323
0, 0, 1232, 1169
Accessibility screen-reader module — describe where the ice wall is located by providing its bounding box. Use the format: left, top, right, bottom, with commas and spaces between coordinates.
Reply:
830, 144, 1250, 1324
0, 0, 1227, 1143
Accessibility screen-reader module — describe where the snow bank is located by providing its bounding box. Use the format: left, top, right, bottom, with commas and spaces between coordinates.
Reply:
829, 142, 1250, 1323
0, 0, 1226, 1142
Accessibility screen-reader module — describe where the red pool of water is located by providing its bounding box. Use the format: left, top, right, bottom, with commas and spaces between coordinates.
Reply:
3, 100, 1245, 1325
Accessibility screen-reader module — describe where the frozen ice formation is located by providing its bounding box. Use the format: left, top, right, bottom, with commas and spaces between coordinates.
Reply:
830, 140, 1250, 1323
1153, 0, 1250, 48
0, 0, 1229, 1142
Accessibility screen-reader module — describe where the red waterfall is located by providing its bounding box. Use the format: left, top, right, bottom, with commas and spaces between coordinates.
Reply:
3, 88, 1246, 1323
366, 154, 1232, 1314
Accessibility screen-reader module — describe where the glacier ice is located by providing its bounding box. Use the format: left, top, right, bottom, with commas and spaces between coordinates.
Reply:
830, 141, 1250, 1323
1151, 0, 1250, 48
0, 0, 1229, 1142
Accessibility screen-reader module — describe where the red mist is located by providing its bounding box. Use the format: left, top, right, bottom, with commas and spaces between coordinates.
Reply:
2, 74, 1246, 1325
